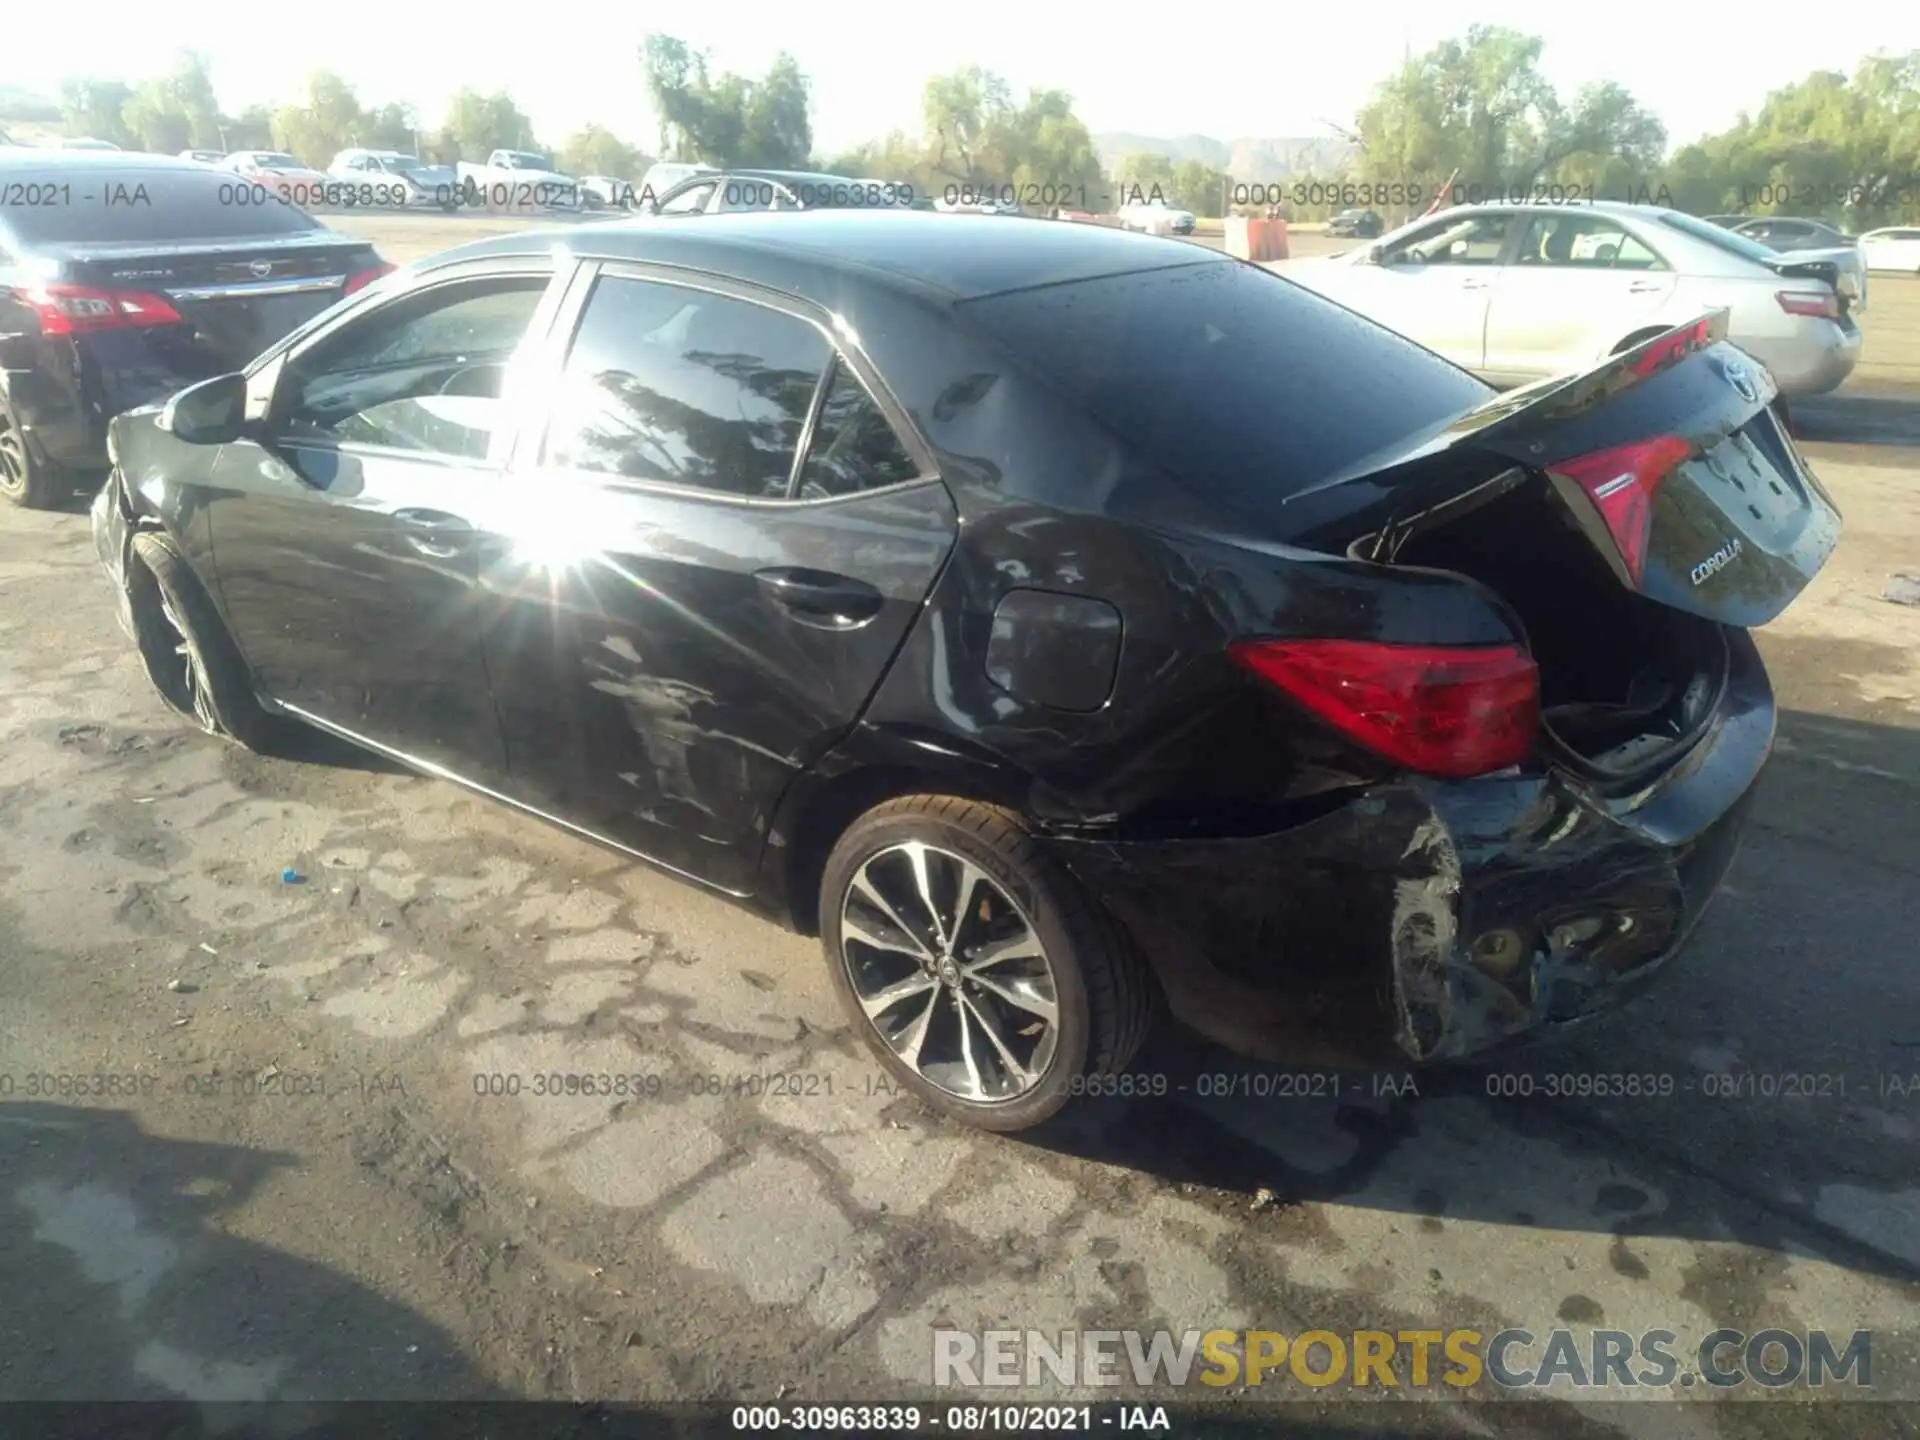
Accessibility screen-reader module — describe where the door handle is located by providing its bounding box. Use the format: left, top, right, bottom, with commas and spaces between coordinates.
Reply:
394, 508, 475, 559
1627, 280, 1665, 293
1458, 277, 1491, 290
754, 567, 885, 629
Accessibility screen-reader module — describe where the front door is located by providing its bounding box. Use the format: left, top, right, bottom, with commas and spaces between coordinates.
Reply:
478, 266, 955, 892
1334, 210, 1515, 371
209, 265, 562, 779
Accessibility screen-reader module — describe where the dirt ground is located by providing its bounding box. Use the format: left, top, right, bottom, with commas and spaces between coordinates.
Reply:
2, 214, 1917, 1436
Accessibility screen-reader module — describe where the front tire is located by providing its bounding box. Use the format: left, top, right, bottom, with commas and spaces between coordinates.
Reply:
0, 397, 65, 509
127, 531, 285, 751
819, 795, 1156, 1132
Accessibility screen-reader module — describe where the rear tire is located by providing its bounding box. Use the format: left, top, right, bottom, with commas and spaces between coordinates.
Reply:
0, 397, 66, 510
127, 531, 286, 752
819, 795, 1157, 1132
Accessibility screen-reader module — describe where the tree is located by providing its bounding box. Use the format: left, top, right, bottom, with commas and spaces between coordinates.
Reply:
439, 89, 538, 162
1170, 159, 1232, 217
916, 68, 1103, 205
59, 78, 136, 147
640, 35, 811, 168
1351, 27, 1664, 194
121, 52, 223, 153
558, 125, 649, 179
271, 71, 369, 167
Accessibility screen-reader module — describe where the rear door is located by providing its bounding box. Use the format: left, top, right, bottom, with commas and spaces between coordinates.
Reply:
480, 263, 955, 892
208, 260, 567, 779
1482, 211, 1677, 382
1335, 210, 1516, 370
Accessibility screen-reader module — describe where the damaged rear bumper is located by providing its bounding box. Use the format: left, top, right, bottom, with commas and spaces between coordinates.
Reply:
1043, 631, 1774, 1068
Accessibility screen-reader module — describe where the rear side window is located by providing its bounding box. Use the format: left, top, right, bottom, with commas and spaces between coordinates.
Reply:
544, 275, 831, 497
960, 260, 1490, 506
0, 165, 324, 244
796, 362, 923, 499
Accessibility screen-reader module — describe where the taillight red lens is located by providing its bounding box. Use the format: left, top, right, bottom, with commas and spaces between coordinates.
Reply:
1228, 639, 1539, 778
343, 263, 395, 295
1775, 289, 1839, 320
1630, 317, 1712, 377
1548, 435, 1694, 587
18, 283, 182, 336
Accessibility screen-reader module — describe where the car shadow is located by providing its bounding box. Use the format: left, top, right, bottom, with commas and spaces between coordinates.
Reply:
264, 720, 415, 775
0, 1101, 507, 1412
1018, 704, 1920, 1293
1794, 389, 1920, 446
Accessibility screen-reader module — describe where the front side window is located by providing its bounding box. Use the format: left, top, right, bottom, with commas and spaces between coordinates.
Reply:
281, 274, 551, 460
543, 275, 831, 497
1383, 212, 1513, 266
657, 182, 716, 216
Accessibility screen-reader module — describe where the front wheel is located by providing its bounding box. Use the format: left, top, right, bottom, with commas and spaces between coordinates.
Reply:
127, 531, 287, 751
819, 795, 1157, 1132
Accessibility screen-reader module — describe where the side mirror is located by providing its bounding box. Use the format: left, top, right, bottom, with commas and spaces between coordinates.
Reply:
157, 372, 248, 445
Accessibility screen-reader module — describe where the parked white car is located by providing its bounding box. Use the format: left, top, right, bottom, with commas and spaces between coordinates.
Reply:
177, 149, 226, 165
453, 149, 581, 209
1117, 197, 1195, 236
579, 174, 639, 210
327, 149, 459, 209
1288, 200, 1861, 399
1857, 226, 1920, 274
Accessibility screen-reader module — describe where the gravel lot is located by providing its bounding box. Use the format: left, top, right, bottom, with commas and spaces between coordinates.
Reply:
3, 210, 1917, 1434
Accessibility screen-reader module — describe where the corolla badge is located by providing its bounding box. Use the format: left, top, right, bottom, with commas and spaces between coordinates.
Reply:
1691, 537, 1744, 586
1721, 357, 1759, 403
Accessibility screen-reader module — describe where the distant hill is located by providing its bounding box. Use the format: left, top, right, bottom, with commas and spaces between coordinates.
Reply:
1094, 132, 1356, 182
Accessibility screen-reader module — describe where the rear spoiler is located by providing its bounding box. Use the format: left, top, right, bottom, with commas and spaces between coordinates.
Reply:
1286, 309, 1738, 510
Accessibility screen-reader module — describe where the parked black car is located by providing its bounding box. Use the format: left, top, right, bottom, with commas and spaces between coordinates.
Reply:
92, 212, 1837, 1130
1, 150, 390, 507
646, 169, 917, 217
1327, 207, 1383, 238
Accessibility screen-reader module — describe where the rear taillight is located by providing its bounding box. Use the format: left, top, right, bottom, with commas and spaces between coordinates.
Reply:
343, 263, 395, 295
1548, 434, 1694, 587
15, 283, 182, 336
1776, 289, 1840, 320
1228, 639, 1539, 779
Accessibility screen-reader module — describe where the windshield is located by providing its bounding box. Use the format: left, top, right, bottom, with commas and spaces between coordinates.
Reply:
961, 260, 1491, 510
380, 155, 429, 170
503, 152, 554, 169
1656, 210, 1780, 266
253, 153, 303, 170
0, 165, 325, 244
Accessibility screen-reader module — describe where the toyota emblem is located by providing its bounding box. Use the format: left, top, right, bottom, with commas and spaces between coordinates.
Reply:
248, 259, 273, 279
1723, 357, 1758, 404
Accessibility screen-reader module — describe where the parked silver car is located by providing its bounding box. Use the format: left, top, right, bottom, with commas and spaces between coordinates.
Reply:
1289, 201, 1862, 399
1710, 215, 1868, 308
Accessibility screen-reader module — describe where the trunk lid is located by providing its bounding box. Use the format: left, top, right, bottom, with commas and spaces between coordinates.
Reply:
55, 233, 383, 369
1299, 311, 1842, 630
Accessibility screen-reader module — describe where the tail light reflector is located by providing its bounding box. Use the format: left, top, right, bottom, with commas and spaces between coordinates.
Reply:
343, 262, 395, 295
1775, 289, 1840, 320
16, 283, 182, 336
1548, 435, 1694, 587
1228, 639, 1539, 778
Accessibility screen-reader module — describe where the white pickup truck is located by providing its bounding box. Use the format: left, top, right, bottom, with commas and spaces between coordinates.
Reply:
452, 149, 582, 210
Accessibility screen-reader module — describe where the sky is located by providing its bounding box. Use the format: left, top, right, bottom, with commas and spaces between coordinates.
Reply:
4, 0, 1916, 157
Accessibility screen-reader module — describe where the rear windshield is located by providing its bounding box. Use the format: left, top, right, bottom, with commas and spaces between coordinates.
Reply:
1, 165, 325, 244
960, 260, 1491, 502
1656, 210, 1779, 266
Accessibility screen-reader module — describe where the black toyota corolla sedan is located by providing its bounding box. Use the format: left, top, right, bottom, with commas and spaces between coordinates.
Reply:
91, 211, 1838, 1131
1, 149, 389, 508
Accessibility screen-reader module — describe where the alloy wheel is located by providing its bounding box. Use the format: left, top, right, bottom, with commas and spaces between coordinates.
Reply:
838, 840, 1060, 1103
0, 413, 28, 495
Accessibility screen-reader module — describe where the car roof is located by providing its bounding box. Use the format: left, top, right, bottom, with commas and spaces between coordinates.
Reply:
0, 149, 207, 173
418, 208, 1221, 303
